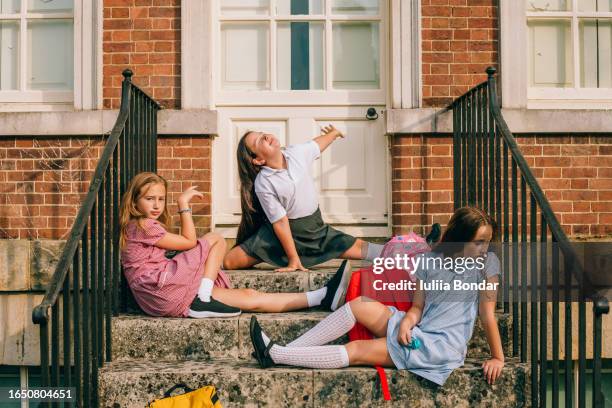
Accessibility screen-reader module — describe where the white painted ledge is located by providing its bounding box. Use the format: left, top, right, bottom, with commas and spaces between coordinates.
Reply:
158, 109, 217, 135
387, 108, 612, 134
0, 109, 218, 136
0, 110, 118, 136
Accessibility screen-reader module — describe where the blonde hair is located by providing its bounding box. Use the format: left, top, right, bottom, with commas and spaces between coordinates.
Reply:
119, 172, 171, 248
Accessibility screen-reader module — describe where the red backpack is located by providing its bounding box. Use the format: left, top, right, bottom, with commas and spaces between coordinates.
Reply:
345, 233, 430, 400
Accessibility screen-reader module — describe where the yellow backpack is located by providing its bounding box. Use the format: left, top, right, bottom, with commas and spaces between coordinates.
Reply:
147, 384, 222, 408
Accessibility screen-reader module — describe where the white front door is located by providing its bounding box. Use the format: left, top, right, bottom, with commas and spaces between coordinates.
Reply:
212, 0, 389, 237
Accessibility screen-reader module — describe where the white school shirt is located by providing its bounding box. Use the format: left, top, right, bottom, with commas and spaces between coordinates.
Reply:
254, 140, 321, 223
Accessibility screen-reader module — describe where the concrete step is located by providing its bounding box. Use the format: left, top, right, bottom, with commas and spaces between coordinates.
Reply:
98, 358, 530, 407
112, 311, 512, 362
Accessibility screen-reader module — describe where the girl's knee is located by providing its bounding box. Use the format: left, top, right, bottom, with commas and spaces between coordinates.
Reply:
348, 296, 369, 313
345, 341, 366, 362
237, 288, 262, 309
204, 232, 226, 248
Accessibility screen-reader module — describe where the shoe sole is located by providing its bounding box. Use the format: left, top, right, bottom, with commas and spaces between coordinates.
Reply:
188, 310, 242, 318
330, 260, 352, 312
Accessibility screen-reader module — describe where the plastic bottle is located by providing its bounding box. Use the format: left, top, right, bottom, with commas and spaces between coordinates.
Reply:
406, 337, 422, 350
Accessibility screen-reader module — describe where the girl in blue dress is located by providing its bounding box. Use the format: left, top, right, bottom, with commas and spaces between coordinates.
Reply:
250, 207, 505, 385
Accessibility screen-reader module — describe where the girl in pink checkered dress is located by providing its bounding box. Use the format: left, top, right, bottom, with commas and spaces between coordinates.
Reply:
119, 172, 352, 318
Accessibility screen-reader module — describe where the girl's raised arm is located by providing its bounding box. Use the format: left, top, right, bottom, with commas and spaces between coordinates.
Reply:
313, 124, 344, 153
479, 275, 504, 384
155, 186, 202, 251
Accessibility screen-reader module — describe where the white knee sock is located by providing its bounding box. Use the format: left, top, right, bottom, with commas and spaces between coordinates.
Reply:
365, 242, 384, 261
269, 344, 349, 369
305, 287, 327, 307
288, 303, 356, 347
198, 278, 214, 302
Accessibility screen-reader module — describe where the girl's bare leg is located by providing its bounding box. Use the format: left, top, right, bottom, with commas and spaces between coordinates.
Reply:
348, 296, 394, 337
222, 245, 259, 270
345, 338, 395, 367
211, 287, 309, 312
202, 233, 226, 280
339, 239, 368, 260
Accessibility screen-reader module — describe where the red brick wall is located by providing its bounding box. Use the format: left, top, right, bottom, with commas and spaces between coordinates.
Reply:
0, 136, 211, 239
392, 134, 612, 237
158, 137, 212, 234
422, 0, 499, 107
2, 134, 610, 239
103, 0, 181, 109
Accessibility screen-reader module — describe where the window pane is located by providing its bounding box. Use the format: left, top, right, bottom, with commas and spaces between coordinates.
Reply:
27, 19, 73, 90
1, 0, 20, 14
221, 23, 269, 90
578, 0, 612, 11
0, 21, 19, 90
332, 0, 379, 15
276, 0, 324, 15
332, 22, 379, 89
277, 22, 324, 90
526, 0, 570, 11
580, 19, 612, 87
28, 0, 73, 13
528, 20, 573, 87
220, 0, 269, 16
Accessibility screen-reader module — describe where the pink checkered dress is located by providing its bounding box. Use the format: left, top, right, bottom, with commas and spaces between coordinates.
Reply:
120, 218, 232, 317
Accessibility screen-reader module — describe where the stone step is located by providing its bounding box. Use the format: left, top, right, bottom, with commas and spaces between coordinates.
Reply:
224, 260, 371, 293
98, 358, 530, 407
112, 311, 512, 362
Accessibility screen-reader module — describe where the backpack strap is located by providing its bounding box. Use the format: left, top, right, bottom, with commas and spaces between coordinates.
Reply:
163, 383, 194, 397
211, 389, 219, 404
375, 366, 391, 401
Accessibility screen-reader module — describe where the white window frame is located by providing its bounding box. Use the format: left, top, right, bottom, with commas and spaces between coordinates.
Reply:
182, 0, 422, 109
0, 0, 101, 111
211, 0, 388, 107
501, 0, 612, 109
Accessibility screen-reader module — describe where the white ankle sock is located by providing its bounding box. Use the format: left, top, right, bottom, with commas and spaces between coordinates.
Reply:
269, 344, 349, 369
261, 331, 271, 347
288, 303, 356, 347
305, 287, 327, 308
198, 278, 214, 302
365, 242, 384, 261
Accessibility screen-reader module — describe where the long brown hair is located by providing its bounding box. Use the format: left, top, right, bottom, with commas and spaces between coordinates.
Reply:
236, 131, 265, 244
434, 207, 498, 257
119, 172, 171, 248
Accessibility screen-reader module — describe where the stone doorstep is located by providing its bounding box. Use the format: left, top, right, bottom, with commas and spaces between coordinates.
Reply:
98, 358, 531, 408
111, 311, 512, 362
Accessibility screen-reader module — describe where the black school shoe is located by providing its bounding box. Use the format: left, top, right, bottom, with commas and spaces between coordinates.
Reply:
320, 260, 352, 312
187, 296, 242, 318
250, 316, 275, 368
426, 223, 442, 245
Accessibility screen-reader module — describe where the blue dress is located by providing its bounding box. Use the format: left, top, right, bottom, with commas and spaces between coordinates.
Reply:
386, 251, 501, 385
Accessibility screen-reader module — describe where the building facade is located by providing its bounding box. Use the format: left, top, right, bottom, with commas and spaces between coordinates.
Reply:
0, 0, 611, 400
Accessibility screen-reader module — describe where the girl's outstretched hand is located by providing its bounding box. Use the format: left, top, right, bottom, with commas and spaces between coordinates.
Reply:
275, 258, 308, 272
178, 186, 203, 208
321, 124, 344, 139
397, 317, 413, 346
482, 358, 504, 384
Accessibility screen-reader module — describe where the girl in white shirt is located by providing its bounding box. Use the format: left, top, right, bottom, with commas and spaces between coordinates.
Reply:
223, 125, 384, 272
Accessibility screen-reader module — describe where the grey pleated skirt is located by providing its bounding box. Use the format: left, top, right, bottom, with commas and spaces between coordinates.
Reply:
239, 207, 357, 268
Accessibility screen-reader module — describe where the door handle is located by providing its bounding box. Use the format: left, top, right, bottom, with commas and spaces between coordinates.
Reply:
366, 107, 378, 120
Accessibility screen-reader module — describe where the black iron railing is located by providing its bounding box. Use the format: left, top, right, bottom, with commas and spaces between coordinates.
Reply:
451, 67, 609, 407
31, 69, 160, 407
